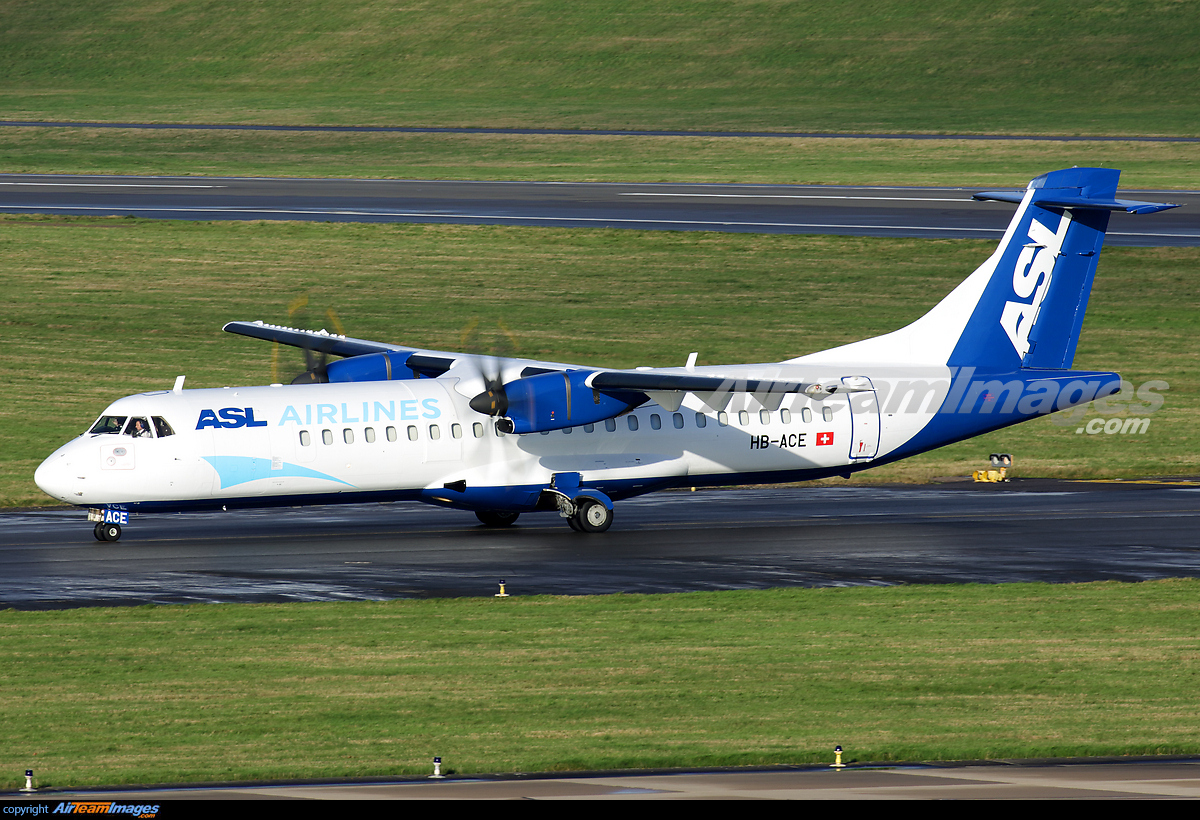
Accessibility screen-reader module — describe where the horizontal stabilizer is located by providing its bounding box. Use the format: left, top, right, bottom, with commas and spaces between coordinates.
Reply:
973, 190, 1180, 214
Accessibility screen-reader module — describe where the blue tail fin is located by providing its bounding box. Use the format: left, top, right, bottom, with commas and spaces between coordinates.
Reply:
794, 168, 1177, 371
953, 168, 1178, 371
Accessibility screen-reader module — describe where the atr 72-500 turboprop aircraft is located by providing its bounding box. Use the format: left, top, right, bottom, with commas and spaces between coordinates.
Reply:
36, 168, 1178, 541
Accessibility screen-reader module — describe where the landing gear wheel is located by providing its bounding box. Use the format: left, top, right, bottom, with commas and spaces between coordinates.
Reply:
574, 500, 613, 533
566, 514, 583, 532
475, 510, 520, 528
95, 522, 122, 542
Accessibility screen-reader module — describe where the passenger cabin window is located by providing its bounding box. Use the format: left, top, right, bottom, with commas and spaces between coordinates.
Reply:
365, 427, 376, 443
822, 406, 834, 422
673, 413, 684, 429
322, 429, 334, 445
343, 428, 354, 444
650, 414, 661, 430
387, 426, 398, 442
429, 424, 441, 440
695, 413, 707, 428
605, 418, 617, 432
738, 410, 750, 426
473, 422, 484, 438
451, 423, 462, 439
299, 431, 312, 447
90, 416, 127, 435
717, 412, 729, 427
584, 423, 595, 433
407, 426, 419, 441
801, 407, 813, 423
152, 417, 175, 437
627, 416, 639, 431
760, 410, 771, 425
780, 409, 791, 424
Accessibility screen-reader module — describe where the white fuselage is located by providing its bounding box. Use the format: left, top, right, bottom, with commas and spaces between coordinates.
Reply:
35, 362, 950, 512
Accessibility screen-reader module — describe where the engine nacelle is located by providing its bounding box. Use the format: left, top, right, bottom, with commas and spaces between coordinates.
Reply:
500, 370, 645, 434
326, 351, 420, 383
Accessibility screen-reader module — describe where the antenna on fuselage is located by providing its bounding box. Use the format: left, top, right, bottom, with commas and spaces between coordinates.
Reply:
172, 375, 186, 394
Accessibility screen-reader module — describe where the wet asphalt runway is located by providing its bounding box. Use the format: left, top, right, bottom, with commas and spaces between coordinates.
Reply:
4, 480, 1199, 610
1, 175, 1196, 246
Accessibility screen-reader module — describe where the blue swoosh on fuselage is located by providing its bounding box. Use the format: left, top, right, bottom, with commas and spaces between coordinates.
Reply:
202, 456, 356, 489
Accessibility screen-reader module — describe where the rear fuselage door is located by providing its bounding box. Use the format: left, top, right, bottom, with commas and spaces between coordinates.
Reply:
844, 376, 880, 461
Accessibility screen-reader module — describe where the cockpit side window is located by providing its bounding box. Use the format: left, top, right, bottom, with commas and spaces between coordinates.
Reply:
89, 416, 127, 435
152, 416, 175, 438
124, 417, 153, 438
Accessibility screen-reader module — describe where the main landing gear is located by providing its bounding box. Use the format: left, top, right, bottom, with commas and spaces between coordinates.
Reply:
93, 522, 122, 542
565, 498, 614, 533
475, 510, 521, 528
475, 501, 614, 533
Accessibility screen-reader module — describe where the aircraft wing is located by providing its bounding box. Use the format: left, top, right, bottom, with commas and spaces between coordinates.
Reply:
223, 319, 579, 381
223, 320, 413, 358
225, 320, 870, 429
585, 369, 872, 412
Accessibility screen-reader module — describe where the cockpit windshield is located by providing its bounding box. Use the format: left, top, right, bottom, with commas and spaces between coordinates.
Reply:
88, 414, 175, 437
89, 416, 127, 435
124, 417, 152, 438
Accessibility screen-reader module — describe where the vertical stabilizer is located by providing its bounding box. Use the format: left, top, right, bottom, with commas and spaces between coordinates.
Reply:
795, 168, 1178, 371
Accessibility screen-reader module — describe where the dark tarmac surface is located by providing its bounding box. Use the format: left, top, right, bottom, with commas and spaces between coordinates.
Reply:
1, 175, 1195, 245
4, 480, 1199, 610
13, 759, 1200, 800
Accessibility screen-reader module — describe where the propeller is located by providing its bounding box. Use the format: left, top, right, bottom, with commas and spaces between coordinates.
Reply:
458, 319, 521, 422
272, 293, 346, 385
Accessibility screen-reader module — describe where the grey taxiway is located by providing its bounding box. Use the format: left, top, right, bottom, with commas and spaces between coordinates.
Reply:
1, 174, 1196, 246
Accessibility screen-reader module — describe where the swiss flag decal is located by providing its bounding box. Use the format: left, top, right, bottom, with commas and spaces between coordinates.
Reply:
816, 431, 834, 446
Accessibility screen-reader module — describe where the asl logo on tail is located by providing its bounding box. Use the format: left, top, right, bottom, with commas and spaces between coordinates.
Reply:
999, 210, 1072, 358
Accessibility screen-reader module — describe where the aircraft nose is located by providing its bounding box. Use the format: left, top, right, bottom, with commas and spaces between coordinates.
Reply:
34, 450, 76, 502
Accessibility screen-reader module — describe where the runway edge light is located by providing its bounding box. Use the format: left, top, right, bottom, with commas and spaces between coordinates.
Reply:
431, 757, 444, 779
496, 579, 510, 598
832, 746, 845, 769
22, 769, 34, 792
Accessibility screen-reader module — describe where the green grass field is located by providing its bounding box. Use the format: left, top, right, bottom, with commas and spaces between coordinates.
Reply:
4, 215, 1197, 506
3, 1, 1199, 136
3, 127, 1198, 189
2, 581, 1198, 788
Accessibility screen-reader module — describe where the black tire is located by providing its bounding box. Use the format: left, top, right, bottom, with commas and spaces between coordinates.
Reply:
93, 523, 106, 541
99, 523, 122, 542
475, 510, 520, 528
566, 514, 583, 532
575, 500, 613, 533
